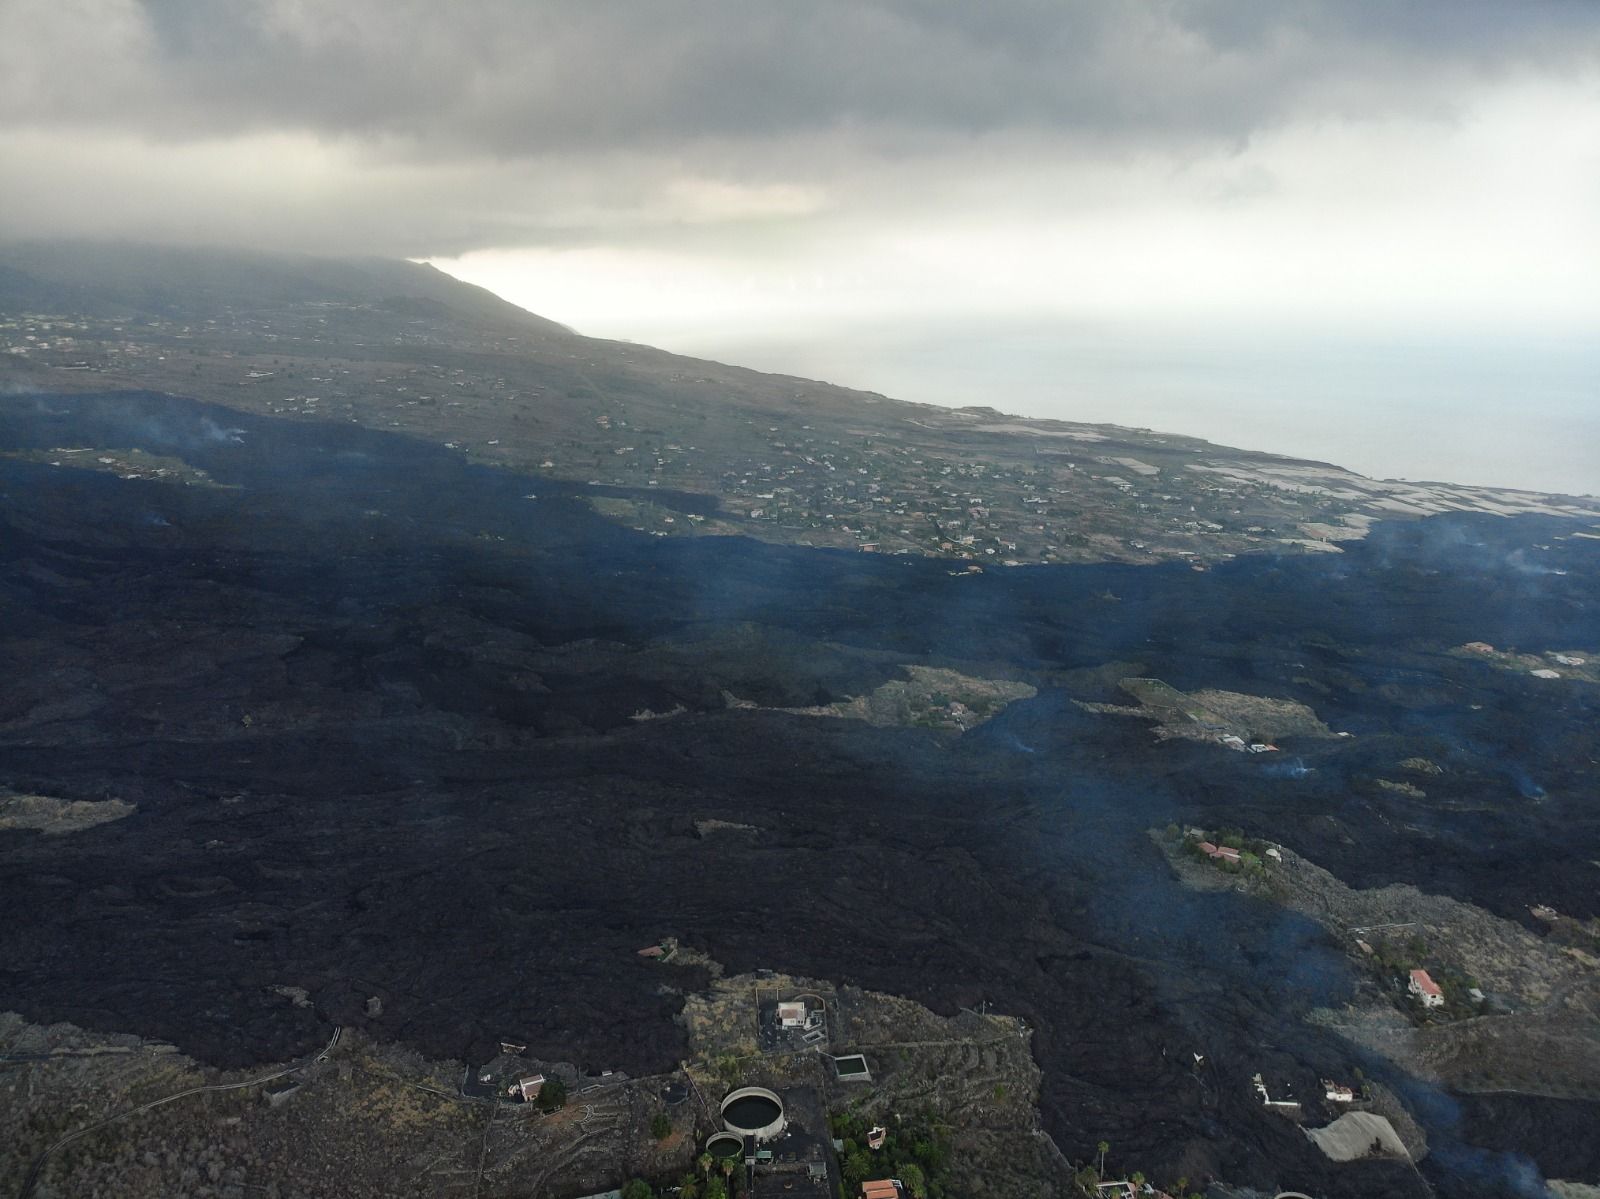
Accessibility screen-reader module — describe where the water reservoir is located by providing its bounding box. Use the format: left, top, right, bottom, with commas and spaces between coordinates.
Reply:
720, 1086, 786, 1142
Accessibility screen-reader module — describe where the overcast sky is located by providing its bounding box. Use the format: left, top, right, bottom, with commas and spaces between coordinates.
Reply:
4, 1, 1598, 490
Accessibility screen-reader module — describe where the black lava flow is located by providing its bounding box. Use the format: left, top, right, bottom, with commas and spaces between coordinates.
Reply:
3, 392, 1598, 1197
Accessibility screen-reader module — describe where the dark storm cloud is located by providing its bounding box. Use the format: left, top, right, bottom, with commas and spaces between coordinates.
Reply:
5, 0, 1597, 155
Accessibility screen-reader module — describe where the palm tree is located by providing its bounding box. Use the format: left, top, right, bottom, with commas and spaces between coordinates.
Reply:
697, 1151, 714, 1179
1097, 1141, 1110, 1180
679, 1177, 702, 1199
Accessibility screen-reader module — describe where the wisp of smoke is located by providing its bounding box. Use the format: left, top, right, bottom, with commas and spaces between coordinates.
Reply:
198, 417, 245, 445
1260, 756, 1313, 779
1509, 767, 1546, 799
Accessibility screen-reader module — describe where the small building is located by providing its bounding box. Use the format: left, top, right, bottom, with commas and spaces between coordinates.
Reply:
1409, 969, 1445, 1009
500, 1041, 527, 1055
1462, 642, 1495, 654
866, 1126, 887, 1150
637, 944, 667, 958
262, 1081, 301, 1108
1323, 1080, 1355, 1103
778, 1001, 807, 1028
1252, 1072, 1302, 1117
1199, 842, 1240, 863
1265, 847, 1283, 862
515, 1074, 546, 1102
862, 1182, 904, 1199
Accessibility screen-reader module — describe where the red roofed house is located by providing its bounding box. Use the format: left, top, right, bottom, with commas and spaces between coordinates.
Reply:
862, 1182, 904, 1199
1409, 969, 1444, 1009
777, 1001, 807, 1028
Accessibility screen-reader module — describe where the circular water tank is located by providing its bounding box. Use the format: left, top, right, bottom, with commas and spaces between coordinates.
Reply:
720, 1086, 786, 1142
705, 1132, 744, 1161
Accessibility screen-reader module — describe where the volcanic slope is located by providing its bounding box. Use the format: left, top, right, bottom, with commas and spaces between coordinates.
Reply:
5, 241, 1596, 571
2, 385, 1598, 1197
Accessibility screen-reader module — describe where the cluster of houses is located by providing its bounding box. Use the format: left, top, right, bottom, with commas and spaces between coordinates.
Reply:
1251, 1072, 1360, 1121
1192, 835, 1282, 867
1218, 735, 1279, 753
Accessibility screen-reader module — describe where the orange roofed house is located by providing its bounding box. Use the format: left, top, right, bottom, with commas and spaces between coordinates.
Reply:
862, 1182, 905, 1199
1408, 969, 1445, 1009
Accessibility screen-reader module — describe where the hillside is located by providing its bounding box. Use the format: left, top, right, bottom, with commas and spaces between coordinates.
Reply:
2, 243, 1598, 1199
0, 241, 570, 335
5, 242, 1594, 569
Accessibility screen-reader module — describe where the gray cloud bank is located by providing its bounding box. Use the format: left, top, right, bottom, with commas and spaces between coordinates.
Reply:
2, 0, 1597, 254
7, 1, 1597, 147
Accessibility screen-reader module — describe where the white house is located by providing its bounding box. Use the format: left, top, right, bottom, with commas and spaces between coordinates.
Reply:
515, 1074, 546, 1102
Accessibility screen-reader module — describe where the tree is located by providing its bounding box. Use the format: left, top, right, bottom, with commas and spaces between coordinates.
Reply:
899, 1162, 927, 1199
536, 1077, 567, 1112
1097, 1141, 1110, 1180
704, 1178, 728, 1199
678, 1177, 702, 1199
621, 1181, 652, 1199
650, 1111, 672, 1140
843, 1150, 872, 1184
697, 1152, 714, 1179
